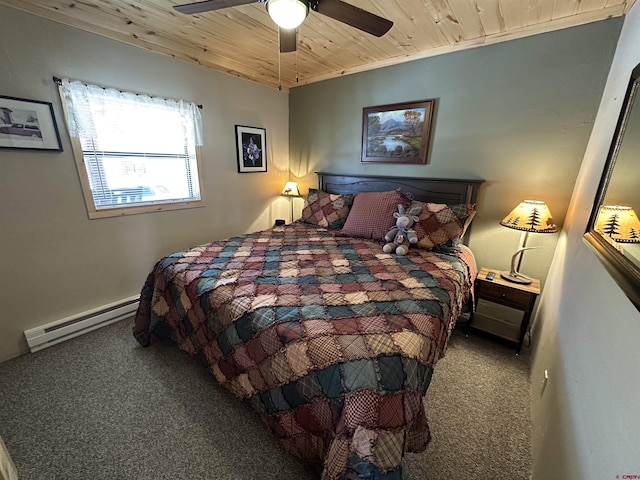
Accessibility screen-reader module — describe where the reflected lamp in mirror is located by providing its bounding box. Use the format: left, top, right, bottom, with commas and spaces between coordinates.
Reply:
500, 200, 557, 284
584, 61, 640, 310
281, 181, 301, 223
594, 205, 640, 245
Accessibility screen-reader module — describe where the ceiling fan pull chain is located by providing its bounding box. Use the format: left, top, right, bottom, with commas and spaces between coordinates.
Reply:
296, 32, 299, 84
277, 29, 283, 91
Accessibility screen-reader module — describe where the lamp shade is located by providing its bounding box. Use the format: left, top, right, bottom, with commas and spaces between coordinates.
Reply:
266, 0, 309, 29
500, 200, 557, 233
281, 181, 301, 197
594, 205, 640, 243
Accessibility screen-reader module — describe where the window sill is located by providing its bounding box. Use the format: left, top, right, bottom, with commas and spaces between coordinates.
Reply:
87, 199, 205, 219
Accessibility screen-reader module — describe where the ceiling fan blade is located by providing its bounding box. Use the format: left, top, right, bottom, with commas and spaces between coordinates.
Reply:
173, 0, 256, 15
279, 27, 297, 53
314, 0, 393, 37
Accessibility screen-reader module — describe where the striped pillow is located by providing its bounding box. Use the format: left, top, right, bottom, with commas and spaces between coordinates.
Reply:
411, 201, 476, 250
301, 189, 354, 230
340, 189, 409, 240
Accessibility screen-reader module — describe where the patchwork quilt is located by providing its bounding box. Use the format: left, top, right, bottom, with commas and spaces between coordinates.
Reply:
133, 223, 475, 480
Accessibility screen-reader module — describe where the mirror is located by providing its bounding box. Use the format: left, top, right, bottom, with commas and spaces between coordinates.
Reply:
584, 62, 640, 310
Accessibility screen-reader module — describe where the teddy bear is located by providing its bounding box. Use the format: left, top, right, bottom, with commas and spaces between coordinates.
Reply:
383, 204, 423, 255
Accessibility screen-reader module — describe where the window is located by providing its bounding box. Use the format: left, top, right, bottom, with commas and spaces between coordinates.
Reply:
59, 79, 204, 218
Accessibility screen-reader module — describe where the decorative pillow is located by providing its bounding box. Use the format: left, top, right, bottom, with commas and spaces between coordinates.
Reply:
301, 189, 354, 230
411, 201, 476, 250
340, 189, 410, 240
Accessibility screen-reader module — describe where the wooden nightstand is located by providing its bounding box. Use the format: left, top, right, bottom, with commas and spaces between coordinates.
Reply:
467, 267, 541, 354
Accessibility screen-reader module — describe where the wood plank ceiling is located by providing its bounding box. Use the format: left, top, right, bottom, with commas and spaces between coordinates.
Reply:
0, 0, 635, 91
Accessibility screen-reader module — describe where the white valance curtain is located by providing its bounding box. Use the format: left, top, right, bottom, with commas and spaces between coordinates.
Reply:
59, 78, 203, 151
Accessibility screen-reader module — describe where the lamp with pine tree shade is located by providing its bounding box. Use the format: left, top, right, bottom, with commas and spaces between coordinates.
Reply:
500, 200, 557, 284
594, 205, 640, 243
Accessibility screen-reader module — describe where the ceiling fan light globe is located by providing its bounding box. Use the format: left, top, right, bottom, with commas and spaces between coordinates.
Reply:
267, 0, 308, 29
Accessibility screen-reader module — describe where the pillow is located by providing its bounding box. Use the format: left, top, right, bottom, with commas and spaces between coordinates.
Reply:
411, 201, 476, 250
301, 189, 354, 230
340, 189, 409, 240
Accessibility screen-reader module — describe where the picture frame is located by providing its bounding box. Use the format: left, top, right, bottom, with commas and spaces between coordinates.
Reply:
235, 125, 267, 173
361, 99, 435, 164
0, 95, 63, 151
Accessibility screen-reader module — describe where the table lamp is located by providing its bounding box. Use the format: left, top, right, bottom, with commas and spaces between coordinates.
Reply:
281, 181, 301, 223
594, 205, 640, 243
500, 200, 557, 284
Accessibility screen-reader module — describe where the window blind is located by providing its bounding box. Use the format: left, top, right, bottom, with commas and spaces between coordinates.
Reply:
59, 79, 203, 210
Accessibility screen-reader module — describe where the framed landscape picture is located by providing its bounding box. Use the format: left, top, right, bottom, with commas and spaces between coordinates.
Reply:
361, 99, 435, 164
0, 95, 63, 151
235, 125, 267, 173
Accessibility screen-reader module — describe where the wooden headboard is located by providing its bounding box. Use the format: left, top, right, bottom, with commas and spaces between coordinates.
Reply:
316, 172, 484, 205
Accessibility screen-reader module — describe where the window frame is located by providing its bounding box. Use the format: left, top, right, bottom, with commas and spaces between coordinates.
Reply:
58, 80, 205, 219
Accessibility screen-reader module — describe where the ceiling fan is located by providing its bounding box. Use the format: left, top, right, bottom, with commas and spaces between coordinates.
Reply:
173, 0, 394, 53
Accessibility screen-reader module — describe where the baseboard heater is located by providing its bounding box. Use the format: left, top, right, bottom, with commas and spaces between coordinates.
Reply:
24, 295, 139, 353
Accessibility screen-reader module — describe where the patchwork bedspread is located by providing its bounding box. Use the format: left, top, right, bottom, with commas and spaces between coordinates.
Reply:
133, 223, 475, 480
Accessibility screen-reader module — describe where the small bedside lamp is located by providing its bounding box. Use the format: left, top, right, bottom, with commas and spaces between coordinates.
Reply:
500, 200, 557, 284
594, 205, 640, 243
281, 181, 301, 223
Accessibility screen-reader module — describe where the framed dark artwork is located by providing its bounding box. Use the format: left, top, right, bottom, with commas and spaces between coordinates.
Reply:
361, 99, 435, 164
0, 95, 63, 151
235, 125, 267, 173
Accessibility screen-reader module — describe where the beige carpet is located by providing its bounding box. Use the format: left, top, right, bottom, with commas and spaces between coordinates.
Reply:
0, 318, 530, 479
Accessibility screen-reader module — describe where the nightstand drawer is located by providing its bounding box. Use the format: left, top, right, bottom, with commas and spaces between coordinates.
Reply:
478, 282, 534, 310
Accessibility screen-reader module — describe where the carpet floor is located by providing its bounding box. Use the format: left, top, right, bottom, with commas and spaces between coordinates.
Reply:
0, 318, 530, 479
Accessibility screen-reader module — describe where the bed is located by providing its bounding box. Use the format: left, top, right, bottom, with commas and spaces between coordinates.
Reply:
133, 172, 484, 480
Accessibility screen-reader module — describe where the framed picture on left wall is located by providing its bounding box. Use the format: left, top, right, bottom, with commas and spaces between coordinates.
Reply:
0, 95, 63, 151
235, 125, 267, 173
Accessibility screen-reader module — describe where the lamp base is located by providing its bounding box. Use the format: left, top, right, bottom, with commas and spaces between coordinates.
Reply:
500, 271, 533, 285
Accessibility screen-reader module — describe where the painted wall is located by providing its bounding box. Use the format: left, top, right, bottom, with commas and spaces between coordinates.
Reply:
0, 5, 290, 362
530, 3, 640, 478
289, 20, 621, 296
